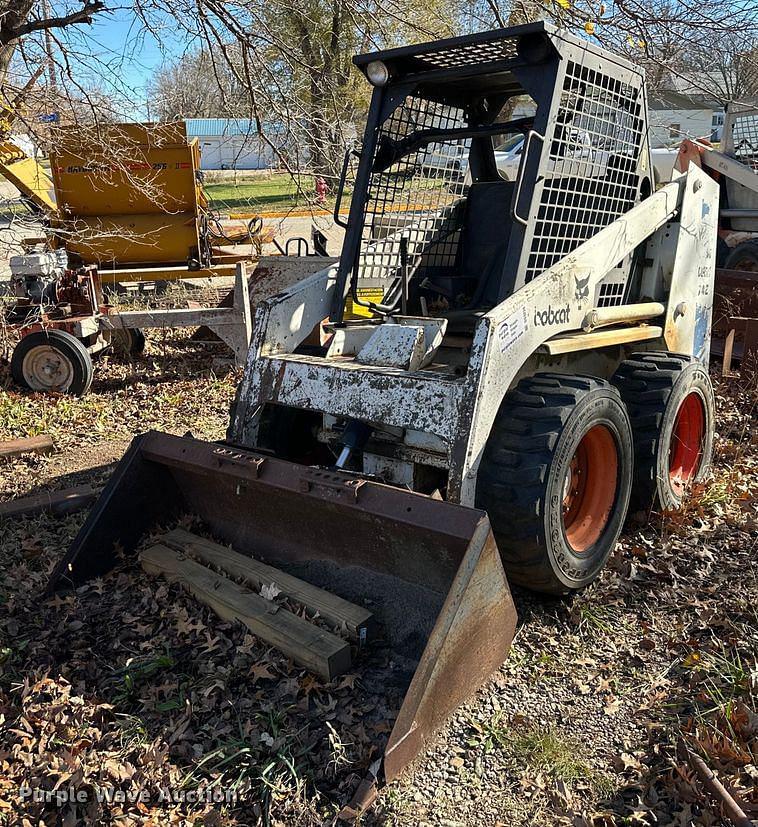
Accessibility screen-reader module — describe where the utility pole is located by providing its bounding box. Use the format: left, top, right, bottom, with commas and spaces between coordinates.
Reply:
41, 0, 59, 97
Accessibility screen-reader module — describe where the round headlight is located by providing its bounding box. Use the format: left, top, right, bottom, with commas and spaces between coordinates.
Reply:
366, 60, 389, 87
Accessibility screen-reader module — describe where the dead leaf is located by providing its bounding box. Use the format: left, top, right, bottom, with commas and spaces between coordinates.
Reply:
604, 698, 622, 715
249, 663, 275, 683
260, 582, 281, 601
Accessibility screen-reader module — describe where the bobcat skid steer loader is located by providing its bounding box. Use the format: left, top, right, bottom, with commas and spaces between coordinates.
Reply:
49, 22, 719, 799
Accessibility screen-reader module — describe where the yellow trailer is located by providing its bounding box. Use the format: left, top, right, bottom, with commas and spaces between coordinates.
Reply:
0, 71, 57, 212
0, 139, 55, 212
0, 119, 272, 281
49, 122, 209, 269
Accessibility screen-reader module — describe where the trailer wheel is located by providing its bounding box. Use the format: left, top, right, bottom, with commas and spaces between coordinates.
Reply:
613, 352, 714, 511
111, 327, 146, 358
724, 239, 758, 272
476, 374, 634, 594
11, 330, 94, 396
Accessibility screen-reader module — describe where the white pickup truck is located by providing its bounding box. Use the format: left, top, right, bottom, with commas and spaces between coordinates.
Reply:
493, 132, 678, 186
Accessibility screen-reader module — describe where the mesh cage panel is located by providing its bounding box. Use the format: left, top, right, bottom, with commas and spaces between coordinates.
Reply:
357, 95, 469, 287
525, 60, 644, 282
415, 38, 518, 71
729, 109, 758, 172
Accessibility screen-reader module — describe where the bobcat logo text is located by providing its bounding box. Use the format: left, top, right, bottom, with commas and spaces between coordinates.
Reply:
534, 304, 570, 327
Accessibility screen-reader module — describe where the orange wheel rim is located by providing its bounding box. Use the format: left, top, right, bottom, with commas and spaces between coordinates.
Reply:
562, 425, 619, 553
669, 392, 705, 496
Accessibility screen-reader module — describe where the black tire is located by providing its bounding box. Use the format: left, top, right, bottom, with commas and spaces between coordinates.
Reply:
11, 330, 94, 396
612, 352, 715, 511
724, 239, 758, 272
111, 327, 146, 358
476, 374, 634, 594
716, 237, 729, 268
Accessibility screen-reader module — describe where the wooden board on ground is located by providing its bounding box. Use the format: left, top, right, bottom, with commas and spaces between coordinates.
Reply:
140, 543, 352, 680
162, 528, 376, 643
0, 485, 97, 519
720, 316, 758, 375
0, 434, 54, 460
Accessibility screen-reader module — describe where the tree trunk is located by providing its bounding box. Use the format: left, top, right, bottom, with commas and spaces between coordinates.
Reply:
308, 75, 333, 177
0, 0, 35, 87
0, 42, 16, 87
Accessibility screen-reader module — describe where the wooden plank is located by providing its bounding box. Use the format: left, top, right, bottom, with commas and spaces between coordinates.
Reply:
722, 328, 736, 376
162, 528, 376, 643
0, 434, 54, 460
540, 325, 662, 355
140, 544, 351, 680
0, 485, 97, 519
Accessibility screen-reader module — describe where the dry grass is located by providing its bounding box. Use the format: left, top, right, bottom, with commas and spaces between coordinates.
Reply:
0, 336, 755, 826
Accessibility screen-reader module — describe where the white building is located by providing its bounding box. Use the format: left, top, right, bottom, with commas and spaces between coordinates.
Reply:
711, 110, 726, 142
648, 92, 716, 148
185, 119, 283, 170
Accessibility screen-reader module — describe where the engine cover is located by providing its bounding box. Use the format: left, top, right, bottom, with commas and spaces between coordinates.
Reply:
9, 250, 67, 304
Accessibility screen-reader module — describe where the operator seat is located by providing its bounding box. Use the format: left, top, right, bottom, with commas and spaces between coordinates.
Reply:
439, 180, 515, 331
458, 180, 516, 308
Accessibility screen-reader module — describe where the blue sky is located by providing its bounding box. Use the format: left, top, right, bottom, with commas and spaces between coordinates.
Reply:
60, 4, 191, 115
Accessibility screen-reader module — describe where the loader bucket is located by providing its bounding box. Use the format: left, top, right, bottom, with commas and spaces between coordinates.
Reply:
48, 431, 516, 788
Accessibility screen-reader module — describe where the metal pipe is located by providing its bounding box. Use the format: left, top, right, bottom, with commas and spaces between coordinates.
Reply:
335, 446, 352, 468
582, 301, 665, 332
329, 90, 385, 324
677, 741, 752, 827
719, 208, 758, 218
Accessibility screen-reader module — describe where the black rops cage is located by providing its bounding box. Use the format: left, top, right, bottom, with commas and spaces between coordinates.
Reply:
330, 22, 653, 325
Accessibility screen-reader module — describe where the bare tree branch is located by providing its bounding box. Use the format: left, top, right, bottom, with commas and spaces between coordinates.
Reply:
0, 1, 106, 46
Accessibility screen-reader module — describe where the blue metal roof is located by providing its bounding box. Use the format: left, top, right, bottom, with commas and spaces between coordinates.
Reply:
185, 118, 258, 137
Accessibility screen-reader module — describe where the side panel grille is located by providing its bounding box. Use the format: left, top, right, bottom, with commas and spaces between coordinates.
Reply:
525, 58, 645, 283
597, 281, 625, 307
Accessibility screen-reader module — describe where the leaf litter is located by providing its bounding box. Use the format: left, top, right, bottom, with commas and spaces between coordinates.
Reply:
0, 321, 755, 826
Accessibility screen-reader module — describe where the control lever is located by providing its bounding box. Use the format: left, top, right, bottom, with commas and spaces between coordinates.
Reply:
399, 234, 409, 316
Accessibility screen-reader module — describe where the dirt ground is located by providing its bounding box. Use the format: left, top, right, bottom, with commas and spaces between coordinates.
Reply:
0, 325, 755, 827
